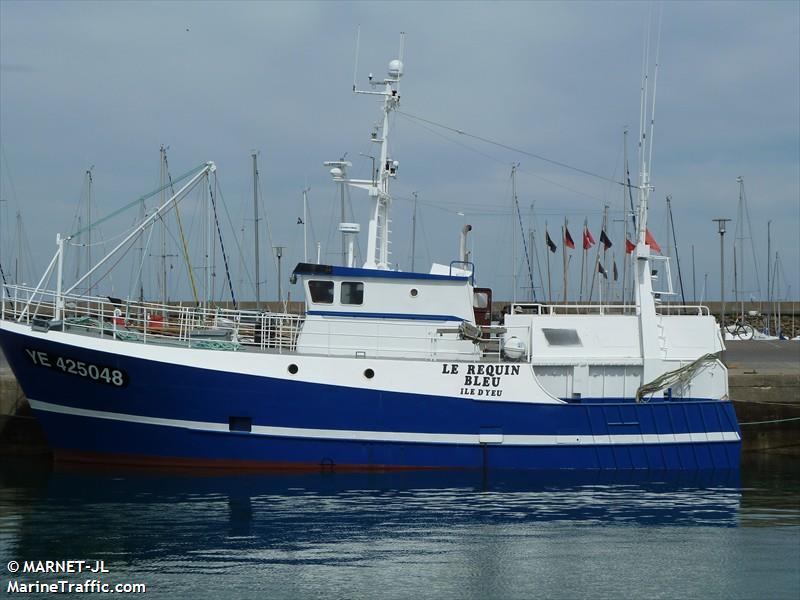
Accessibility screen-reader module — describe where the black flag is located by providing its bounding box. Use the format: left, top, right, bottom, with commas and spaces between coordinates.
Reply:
613, 259, 618, 281
600, 230, 613, 250
546, 231, 557, 253
598, 262, 608, 279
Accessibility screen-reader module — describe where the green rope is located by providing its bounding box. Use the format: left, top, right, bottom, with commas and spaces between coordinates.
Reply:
636, 352, 721, 403
193, 340, 240, 351
114, 330, 142, 342
64, 316, 99, 325
69, 162, 208, 239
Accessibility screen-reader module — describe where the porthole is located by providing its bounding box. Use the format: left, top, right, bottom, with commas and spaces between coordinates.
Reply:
364, 368, 375, 379
410, 288, 418, 297
288, 364, 299, 375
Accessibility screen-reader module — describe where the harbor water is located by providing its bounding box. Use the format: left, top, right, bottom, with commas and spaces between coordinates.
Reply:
1, 455, 798, 599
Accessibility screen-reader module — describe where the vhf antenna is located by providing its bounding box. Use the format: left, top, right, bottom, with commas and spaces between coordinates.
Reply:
352, 25, 361, 92
395, 32, 406, 92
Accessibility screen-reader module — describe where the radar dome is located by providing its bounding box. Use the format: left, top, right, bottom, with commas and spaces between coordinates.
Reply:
388, 59, 404, 78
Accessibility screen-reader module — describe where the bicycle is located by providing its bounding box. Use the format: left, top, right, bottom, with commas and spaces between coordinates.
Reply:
724, 316, 755, 340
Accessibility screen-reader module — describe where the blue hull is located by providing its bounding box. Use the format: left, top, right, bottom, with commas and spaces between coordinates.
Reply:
0, 328, 742, 470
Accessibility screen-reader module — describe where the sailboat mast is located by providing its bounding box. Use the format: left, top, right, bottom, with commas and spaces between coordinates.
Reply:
511, 165, 517, 304
528, 228, 535, 301
545, 221, 552, 304
766, 220, 771, 333
411, 191, 417, 272
159, 146, 168, 309
735, 176, 744, 306
252, 152, 260, 310
86, 169, 92, 294
302, 187, 309, 263
562, 220, 567, 304
14, 211, 21, 283
667, 195, 686, 305
136, 196, 145, 303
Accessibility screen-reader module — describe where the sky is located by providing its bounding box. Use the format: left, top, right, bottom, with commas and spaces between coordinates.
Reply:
1, 0, 798, 305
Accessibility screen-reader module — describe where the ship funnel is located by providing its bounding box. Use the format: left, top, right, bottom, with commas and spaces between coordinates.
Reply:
339, 222, 361, 268
460, 224, 473, 263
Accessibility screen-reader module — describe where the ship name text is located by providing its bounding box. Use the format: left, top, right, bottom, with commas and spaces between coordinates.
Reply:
441, 363, 520, 397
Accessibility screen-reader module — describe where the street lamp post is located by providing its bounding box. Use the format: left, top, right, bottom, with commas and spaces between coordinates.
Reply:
713, 219, 731, 329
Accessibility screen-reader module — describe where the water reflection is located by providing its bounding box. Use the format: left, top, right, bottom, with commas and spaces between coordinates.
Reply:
0, 462, 749, 563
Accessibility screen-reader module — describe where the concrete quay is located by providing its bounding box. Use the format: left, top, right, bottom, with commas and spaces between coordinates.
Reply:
724, 340, 800, 455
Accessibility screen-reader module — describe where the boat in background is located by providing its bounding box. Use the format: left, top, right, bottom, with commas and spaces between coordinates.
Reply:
0, 41, 740, 471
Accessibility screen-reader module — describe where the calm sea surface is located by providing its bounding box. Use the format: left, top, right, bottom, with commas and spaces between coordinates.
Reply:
1, 455, 798, 599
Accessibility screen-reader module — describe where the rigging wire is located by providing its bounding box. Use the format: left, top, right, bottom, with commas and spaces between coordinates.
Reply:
397, 113, 609, 203
209, 176, 237, 308
164, 152, 200, 304
215, 177, 255, 300
512, 166, 537, 301
397, 110, 631, 188
68, 163, 207, 240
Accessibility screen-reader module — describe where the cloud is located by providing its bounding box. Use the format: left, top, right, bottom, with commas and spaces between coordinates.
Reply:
0, 0, 797, 301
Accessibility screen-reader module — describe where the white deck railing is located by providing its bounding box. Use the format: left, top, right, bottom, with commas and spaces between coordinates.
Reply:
0, 285, 521, 361
2, 285, 303, 353
510, 302, 710, 317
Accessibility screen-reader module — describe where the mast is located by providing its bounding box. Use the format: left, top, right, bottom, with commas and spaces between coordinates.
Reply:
528, 228, 535, 301
735, 176, 744, 307
14, 211, 21, 283
545, 221, 552, 304
159, 146, 167, 308
511, 165, 517, 303
562, 219, 567, 304
632, 11, 665, 382
86, 168, 93, 294
588, 205, 608, 304
334, 34, 405, 271
766, 220, 771, 334
302, 187, 309, 263
252, 152, 260, 310
579, 217, 587, 302
136, 192, 145, 303
411, 191, 417, 272
666, 195, 686, 306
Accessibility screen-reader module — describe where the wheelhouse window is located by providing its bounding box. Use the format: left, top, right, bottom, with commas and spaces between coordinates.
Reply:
308, 280, 334, 304
542, 328, 582, 346
340, 281, 364, 305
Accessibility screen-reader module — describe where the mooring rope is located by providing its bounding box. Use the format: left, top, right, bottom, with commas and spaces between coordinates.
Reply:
739, 416, 800, 426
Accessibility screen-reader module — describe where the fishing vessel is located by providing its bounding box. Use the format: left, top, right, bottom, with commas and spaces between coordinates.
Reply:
0, 45, 740, 471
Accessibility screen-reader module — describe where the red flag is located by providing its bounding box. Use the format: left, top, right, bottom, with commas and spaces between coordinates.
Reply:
625, 237, 636, 254
645, 228, 662, 253
564, 227, 575, 249
582, 227, 595, 250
